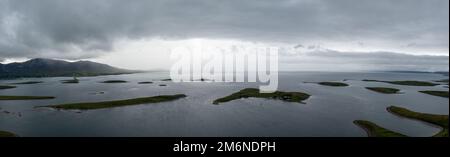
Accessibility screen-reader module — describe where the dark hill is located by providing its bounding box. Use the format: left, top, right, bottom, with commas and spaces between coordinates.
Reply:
0, 58, 138, 78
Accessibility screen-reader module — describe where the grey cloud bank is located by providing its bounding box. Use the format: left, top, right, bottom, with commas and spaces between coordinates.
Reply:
0, 0, 448, 71
280, 49, 449, 71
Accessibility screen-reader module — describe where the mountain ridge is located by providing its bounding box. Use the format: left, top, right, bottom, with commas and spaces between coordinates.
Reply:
0, 58, 139, 79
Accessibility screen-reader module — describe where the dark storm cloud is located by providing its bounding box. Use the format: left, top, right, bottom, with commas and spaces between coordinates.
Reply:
0, 0, 448, 59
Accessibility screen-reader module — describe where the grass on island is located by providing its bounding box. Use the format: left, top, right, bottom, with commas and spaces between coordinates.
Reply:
89, 91, 105, 95
318, 82, 349, 87
100, 80, 127, 83
0, 85, 17, 90
10, 81, 43, 85
419, 91, 449, 98
61, 79, 79, 84
365, 87, 400, 94
362, 79, 438, 86
161, 79, 172, 81
138, 81, 153, 84
213, 88, 310, 105
0, 130, 17, 137
388, 106, 448, 137
0, 95, 55, 100
353, 120, 407, 137
434, 79, 449, 83
354, 106, 449, 137
193, 78, 213, 82
41, 94, 187, 110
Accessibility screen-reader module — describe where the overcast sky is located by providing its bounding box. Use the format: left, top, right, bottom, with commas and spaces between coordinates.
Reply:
0, 0, 448, 71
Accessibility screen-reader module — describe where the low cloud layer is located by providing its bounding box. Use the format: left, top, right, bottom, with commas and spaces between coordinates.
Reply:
281, 49, 449, 71
1, 0, 449, 59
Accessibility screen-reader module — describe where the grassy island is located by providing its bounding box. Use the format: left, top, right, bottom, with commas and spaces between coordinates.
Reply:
41, 94, 187, 110
419, 91, 449, 98
61, 79, 79, 84
353, 120, 407, 137
434, 79, 449, 83
161, 79, 172, 81
11, 81, 43, 85
213, 88, 310, 105
387, 106, 448, 137
100, 80, 127, 83
0, 95, 55, 100
138, 81, 153, 84
193, 78, 212, 82
365, 87, 400, 94
318, 82, 349, 87
362, 80, 438, 86
0, 85, 16, 90
0, 130, 17, 137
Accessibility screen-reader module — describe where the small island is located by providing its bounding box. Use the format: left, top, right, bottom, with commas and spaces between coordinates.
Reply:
0, 95, 56, 100
11, 81, 43, 85
0, 130, 17, 137
100, 80, 128, 83
365, 87, 400, 94
419, 91, 449, 98
138, 81, 153, 84
62, 78, 79, 84
161, 79, 172, 81
388, 106, 448, 137
213, 88, 310, 105
41, 94, 187, 110
355, 106, 448, 137
318, 82, 349, 87
362, 79, 438, 86
0, 85, 16, 90
61, 76, 79, 84
89, 91, 105, 95
61, 80, 79, 84
434, 79, 449, 83
353, 120, 406, 137
193, 78, 213, 82
159, 84, 167, 86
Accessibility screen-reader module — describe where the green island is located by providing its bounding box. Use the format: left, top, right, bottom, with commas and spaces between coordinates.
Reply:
353, 120, 407, 137
159, 84, 167, 86
388, 106, 448, 137
0, 95, 55, 100
61, 79, 79, 84
419, 91, 449, 98
0, 85, 17, 90
213, 88, 310, 105
89, 91, 105, 95
355, 106, 448, 137
0, 130, 17, 137
11, 81, 43, 85
138, 81, 153, 84
100, 80, 127, 83
318, 82, 349, 87
434, 79, 449, 83
362, 79, 438, 86
41, 94, 187, 110
161, 79, 172, 81
365, 87, 400, 94
193, 78, 213, 82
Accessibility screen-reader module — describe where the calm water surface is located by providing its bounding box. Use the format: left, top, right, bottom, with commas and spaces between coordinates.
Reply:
0, 72, 448, 137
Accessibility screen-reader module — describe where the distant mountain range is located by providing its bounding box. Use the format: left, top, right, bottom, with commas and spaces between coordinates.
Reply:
0, 58, 138, 78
